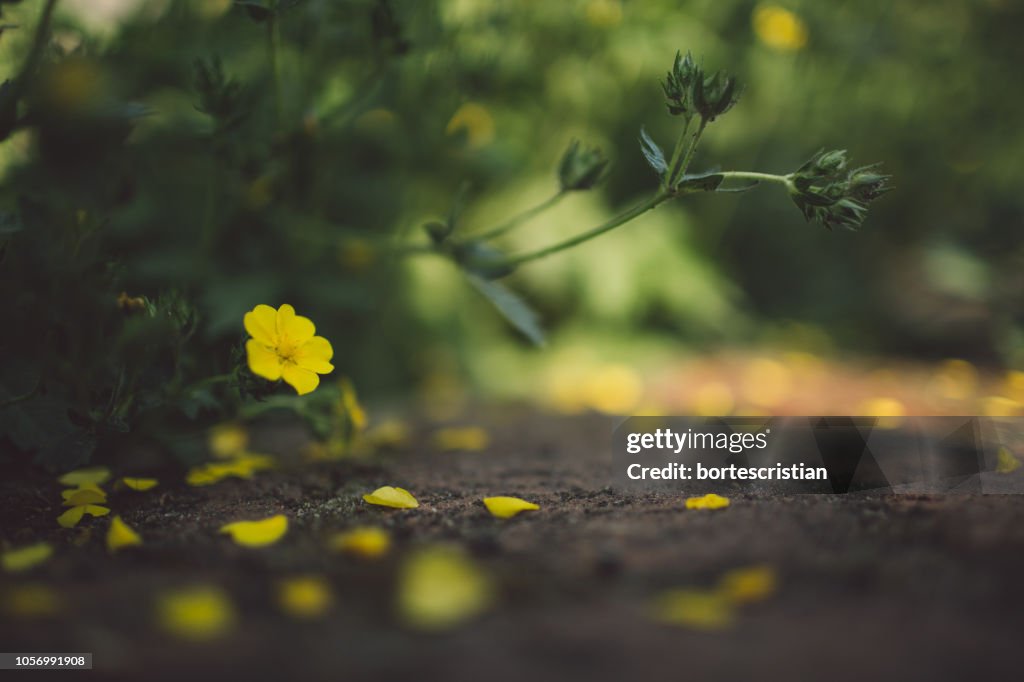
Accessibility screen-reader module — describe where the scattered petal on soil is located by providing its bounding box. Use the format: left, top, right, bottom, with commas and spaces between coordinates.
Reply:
122, 477, 159, 491
2, 543, 53, 573
57, 504, 110, 528
649, 589, 735, 631
363, 486, 419, 509
483, 496, 540, 519
432, 426, 490, 452
277, 576, 333, 619
717, 565, 777, 603
398, 546, 493, 631
219, 515, 289, 547
328, 526, 391, 559
3, 584, 61, 618
996, 446, 1021, 474
107, 516, 143, 552
57, 467, 111, 487
157, 586, 235, 640
685, 493, 731, 510
61, 483, 107, 506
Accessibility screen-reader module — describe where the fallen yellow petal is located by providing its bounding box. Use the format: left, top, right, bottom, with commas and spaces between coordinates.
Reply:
649, 589, 735, 631
277, 576, 333, 619
996, 446, 1022, 474
1, 543, 53, 573
61, 483, 107, 506
328, 526, 391, 559
157, 586, 235, 640
432, 426, 490, 452
685, 493, 731, 510
58, 467, 111, 487
122, 477, 159, 491
3, 583, 61, 618
483, 496, 539, 519
57, 504, 109, 528
219, 515, 289, 547
363, 486, 419, 509
107, 516, 142, 552
398, 546, 493, 631
186, 454, 276, 486
717, 565, 777, 604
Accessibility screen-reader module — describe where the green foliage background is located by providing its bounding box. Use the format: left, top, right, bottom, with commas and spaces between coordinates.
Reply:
1, 0, 1022, 467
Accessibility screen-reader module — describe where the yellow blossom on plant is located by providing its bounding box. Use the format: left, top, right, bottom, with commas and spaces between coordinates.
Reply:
244, 303, 334, 396
649, 589, 735, 630
329, 526, 391, 559
107, 516, 142, 552
717, 565, 777, 604
122, 477, 158, 491
445, 102, 495, 148
685, 493, 731, 510
996, 446, 1021, 474
752, 4, 808, 52
2, 543, 53, 573
157, 586, 235, 640
277, 576, 333, 619
483, 496, 539, 519
363, 486, 419, 509
219, 515, 289, 548
432, 426, 490, 452
398, 546, 493, 631
58, 467, 110, 487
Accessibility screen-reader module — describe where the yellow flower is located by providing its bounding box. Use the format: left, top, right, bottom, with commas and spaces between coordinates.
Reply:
363, 486, 419, 509
107, 516, 143, 552
2, 543, 53, 573
685, 493, 731, 510
157, 586, 235, 640
277, 576, 333, 619
328, 526, 391, 559
752, 4, 808, 52
244, 304, 334, 396
398, 546, 494, 631
122, 477, 158, 491
482, 496, 539, 519
219, 515, 289, 548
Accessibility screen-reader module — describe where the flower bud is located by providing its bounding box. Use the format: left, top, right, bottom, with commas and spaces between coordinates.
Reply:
692, 70, 740, 122
558, 140, 609, 192
661, 51, 699, 117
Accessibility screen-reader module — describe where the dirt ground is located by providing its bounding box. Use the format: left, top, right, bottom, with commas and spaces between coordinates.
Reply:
3, 410, 1024, 681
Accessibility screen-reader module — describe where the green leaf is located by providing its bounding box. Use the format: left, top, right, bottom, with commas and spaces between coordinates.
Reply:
466, 274, 545, 346
677, 171, 724, 193
639, 127, 667, 177
453, 241, 517, 279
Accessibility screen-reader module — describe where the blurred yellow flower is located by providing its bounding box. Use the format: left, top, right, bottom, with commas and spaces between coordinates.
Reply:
685, 493, 731, 510
752, 4, 808, 52
582, 364, 643, 415
3, 584, 61, 618
277, 576, 333, 619
432, 426, 489, 452
649, 589, 734, 631
2, 543, 53, 573
363, 486, 419, 509
717, 565, 777, 604
122, 477, 158, 491
158, 586, 235, 640
208, 422, 248, 458
398, 546, 493, 631
741, 358, 792, 408
364, 419, 411, 450
996, 446, 1021, 474
329, 526, 391, 559
930, 359, 978, 402
107, 516, 142, 552
482, 496, 539, 519
244, 304, 334, 396
445, 102, 495, 148
219, 515, 289, 548
58, 467, 110, 487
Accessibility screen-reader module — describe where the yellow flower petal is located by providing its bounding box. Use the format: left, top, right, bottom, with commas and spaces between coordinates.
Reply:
107, 516, 142, 552
246, 340, 283, 381
57, 466, 110, 487
219, 515, 289, 547
398, 546, 493, 631
432, 426, 490, 451
717, 565, 777, 604
157, 586, 235, 640
57, 506, 85, 528
61, 483, 107, 506
2, 543, 53, 573
483, 496, 539, 519
282, 363, 319, 396
685, 493, 731, 510
328, 526, 390, 559
996, 446, 1022, 474
277, 576, 333, 619
363, 486, 419, 509
3, 584, 61, 618
122, 477, 158, 491
294, 336, 334, 374
243, 304, 278, 345
276, 303, 316, 345
208, 423, 248, 458
650, 589, 735, 630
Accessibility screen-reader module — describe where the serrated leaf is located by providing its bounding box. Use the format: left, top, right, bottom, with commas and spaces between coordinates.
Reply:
639, 127, 667, 177
466, 274, 545, 346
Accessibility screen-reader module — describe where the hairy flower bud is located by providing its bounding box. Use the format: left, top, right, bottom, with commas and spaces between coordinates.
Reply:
692, 70, 740, 122
788, 150, 891, 230
661, 51, 699, 117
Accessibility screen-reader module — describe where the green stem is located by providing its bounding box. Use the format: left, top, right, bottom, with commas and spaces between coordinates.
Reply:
667, 118, 707, 189
718, 171, 793, 188
469, 190, 567, 242
661, 117, 692, 191
501, 191, 670, 267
